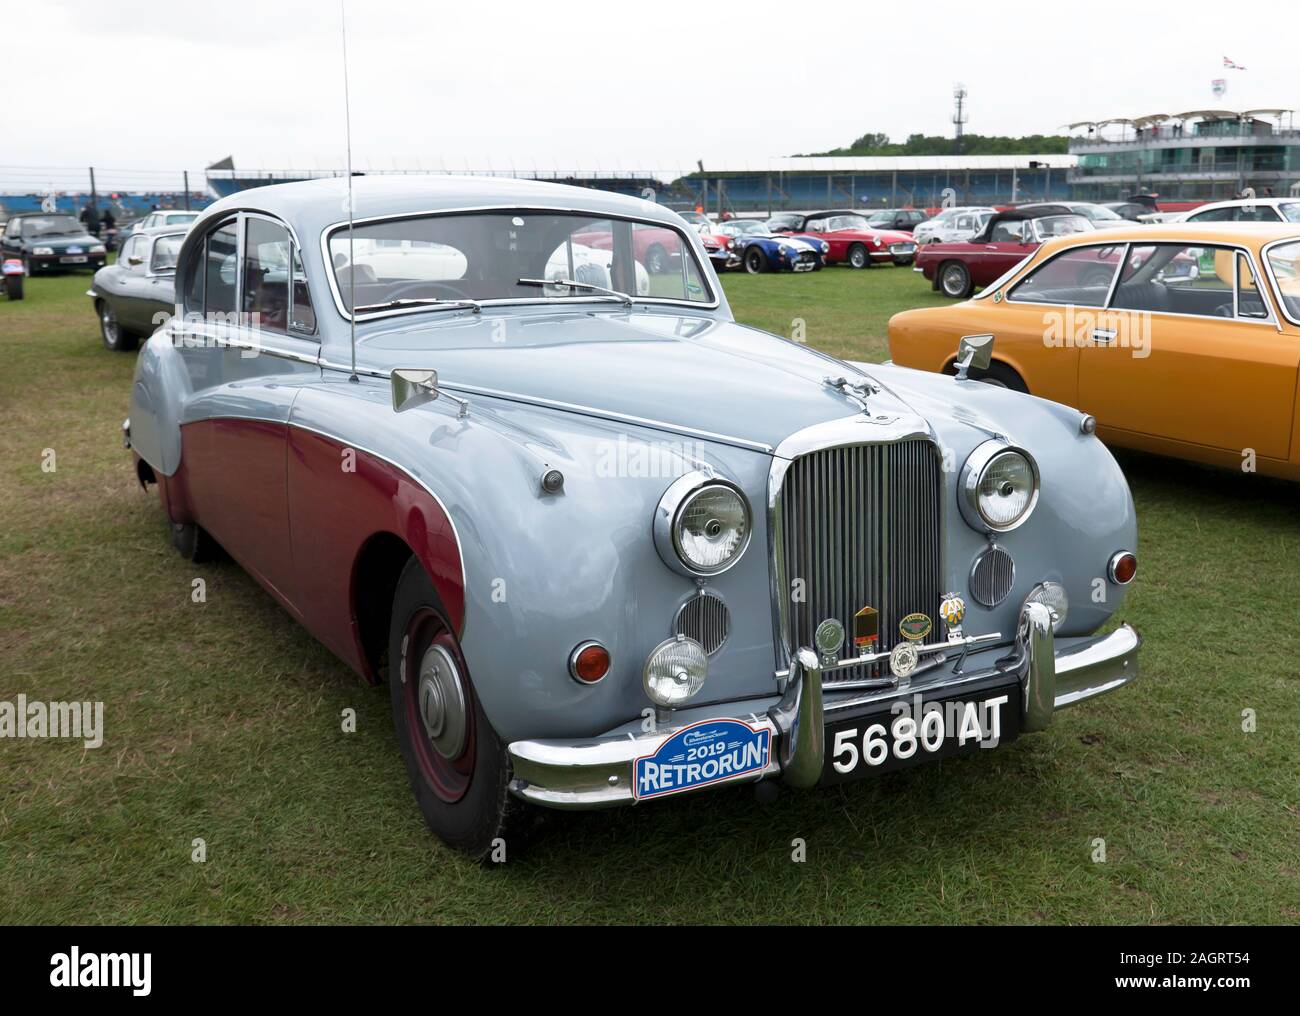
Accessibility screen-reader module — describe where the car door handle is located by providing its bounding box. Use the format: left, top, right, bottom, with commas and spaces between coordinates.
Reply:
1092, 329, 1117, 345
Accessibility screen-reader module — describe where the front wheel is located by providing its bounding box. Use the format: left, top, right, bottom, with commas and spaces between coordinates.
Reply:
3, 273, 22, 300
939, 260, 973, 298
847, 244, 870, 269
388, 557, 535, 858
743, 247, 768, 274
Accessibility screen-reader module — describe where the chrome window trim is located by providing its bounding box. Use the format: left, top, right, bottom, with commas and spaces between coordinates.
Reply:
1259, 236, 1300, 328
318, 203, 720, 322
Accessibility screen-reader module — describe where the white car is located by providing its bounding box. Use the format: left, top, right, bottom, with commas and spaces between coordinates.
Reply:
1055, 202, 1133, 230
1179, 197, 1300, 224
912, 207, 995, 245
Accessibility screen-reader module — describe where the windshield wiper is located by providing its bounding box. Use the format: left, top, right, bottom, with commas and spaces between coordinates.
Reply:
517, 277, 633, 307
352, 297, 481, 315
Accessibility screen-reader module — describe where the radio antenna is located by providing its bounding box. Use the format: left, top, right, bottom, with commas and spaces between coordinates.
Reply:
340, 0, 358, 383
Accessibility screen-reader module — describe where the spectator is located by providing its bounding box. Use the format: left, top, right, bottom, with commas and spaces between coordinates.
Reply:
79, 202, 100, 236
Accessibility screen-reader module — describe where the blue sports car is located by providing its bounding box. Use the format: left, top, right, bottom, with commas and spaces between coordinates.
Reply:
714, 219, 829, 274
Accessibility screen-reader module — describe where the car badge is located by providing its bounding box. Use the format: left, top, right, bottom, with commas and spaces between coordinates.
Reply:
992, 291, 1002, 303
889, 641, 919, 679
939, 594, 966, 637
852, 605, 879, 651
814, 618, 845, 663
67, 246, 83, 254
899, 612, 932, 641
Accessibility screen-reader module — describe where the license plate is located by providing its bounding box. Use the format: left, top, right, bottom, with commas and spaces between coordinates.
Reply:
60, 256, 88, 264
821, 684, 1019, 783
794, 262, 815, 272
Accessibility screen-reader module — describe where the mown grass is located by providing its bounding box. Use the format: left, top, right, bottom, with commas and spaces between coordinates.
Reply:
0, 264, 1296, 924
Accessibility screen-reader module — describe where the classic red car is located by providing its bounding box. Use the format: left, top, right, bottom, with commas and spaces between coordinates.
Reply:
914, 204, 1094, 298
767, 209, 916, 267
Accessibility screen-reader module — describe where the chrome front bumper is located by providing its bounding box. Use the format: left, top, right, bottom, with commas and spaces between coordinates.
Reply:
507, 604, 1140, 809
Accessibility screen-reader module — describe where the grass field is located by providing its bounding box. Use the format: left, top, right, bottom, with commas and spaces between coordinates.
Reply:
1, 263, 1296, 925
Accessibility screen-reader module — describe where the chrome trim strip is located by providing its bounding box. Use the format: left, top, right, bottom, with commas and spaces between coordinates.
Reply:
1259, 236, 1300, 328
318, 203, 721, 322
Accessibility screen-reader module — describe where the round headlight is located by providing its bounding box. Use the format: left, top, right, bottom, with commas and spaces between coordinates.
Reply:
959, 441, 1039, 533
654, 473, 751, 577
778, 244, 789, 256
643, 635, 708, 706
1024, 581, 1068, 632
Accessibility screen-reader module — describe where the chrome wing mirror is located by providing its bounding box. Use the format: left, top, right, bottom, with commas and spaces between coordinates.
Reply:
953, 334, 994, 381
391, 368, 469, 417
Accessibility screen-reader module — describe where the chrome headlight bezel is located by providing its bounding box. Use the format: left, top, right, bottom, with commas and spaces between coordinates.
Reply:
653, 471, 752, 578
959, 440, 1040, 534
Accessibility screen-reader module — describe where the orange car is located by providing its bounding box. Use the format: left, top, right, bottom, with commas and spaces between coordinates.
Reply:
888, 223, 1300, 481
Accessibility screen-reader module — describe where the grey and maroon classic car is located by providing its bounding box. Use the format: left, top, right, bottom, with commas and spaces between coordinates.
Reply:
125, 176, 1141, 857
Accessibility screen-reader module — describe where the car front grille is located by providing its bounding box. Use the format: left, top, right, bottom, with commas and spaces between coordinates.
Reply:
776, 439, 945, 683
797, 250, 818, 263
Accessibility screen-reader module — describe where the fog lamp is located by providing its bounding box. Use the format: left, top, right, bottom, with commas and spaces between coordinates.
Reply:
643, 635, 708, 707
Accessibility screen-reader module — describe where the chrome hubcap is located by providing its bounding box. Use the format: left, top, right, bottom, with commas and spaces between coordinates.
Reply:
416, 643, 467, 759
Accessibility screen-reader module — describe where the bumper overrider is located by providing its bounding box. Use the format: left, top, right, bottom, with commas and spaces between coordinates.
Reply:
507, 603, 1140, 809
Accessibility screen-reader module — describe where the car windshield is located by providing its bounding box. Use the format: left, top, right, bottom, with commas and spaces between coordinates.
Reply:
828, 214, 871, 231
765, 215, 801, 231
726, 220, 767, 235
164, 213, 199, 225
21, 215, 83, 237
1074, 204, 1122, 221
1032, 215, 1092, 239
328, 211, 712, 313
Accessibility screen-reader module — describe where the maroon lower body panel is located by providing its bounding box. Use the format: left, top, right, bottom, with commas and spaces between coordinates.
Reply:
164, 419, 465, 681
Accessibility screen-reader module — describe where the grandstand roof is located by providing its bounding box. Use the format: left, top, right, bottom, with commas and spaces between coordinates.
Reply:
692, 154, 1076, 174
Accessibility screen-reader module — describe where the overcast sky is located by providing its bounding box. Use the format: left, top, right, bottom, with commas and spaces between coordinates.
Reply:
1, 0, 1293, 190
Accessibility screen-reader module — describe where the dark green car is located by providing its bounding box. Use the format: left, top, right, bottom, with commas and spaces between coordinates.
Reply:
0, 213, 107, 274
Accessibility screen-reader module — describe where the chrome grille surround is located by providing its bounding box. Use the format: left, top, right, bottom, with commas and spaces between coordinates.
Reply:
970, 544, 1015, 607
673, 592, 730, 655
769, 414, 945, 685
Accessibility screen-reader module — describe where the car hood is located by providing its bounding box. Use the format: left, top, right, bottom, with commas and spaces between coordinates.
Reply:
830, 228, 912, 244
358, 310, 932, 451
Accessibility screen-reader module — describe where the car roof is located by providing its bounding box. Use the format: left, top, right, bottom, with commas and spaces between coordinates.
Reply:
1189, 197, 1298, 211
191, 174, 686, 242
1037, 221, 1300, 253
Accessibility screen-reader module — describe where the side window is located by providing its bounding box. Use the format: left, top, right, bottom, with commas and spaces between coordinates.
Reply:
4, 219, 18, 239
204, 221, 238, 316
290, 245, 316, 335
1111, 243, 1234, 317
184, 235, 204, 312
990, 221, 1025, 243
120, 235, 142, 267
806, 219, 827, 232
1008, 246, 1120, 306
1236, 252, 1269, 319
151, 234, 182, 274
632, 223, 710, 303
1188, 207, 1232, 222
242, 217, 291, 332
